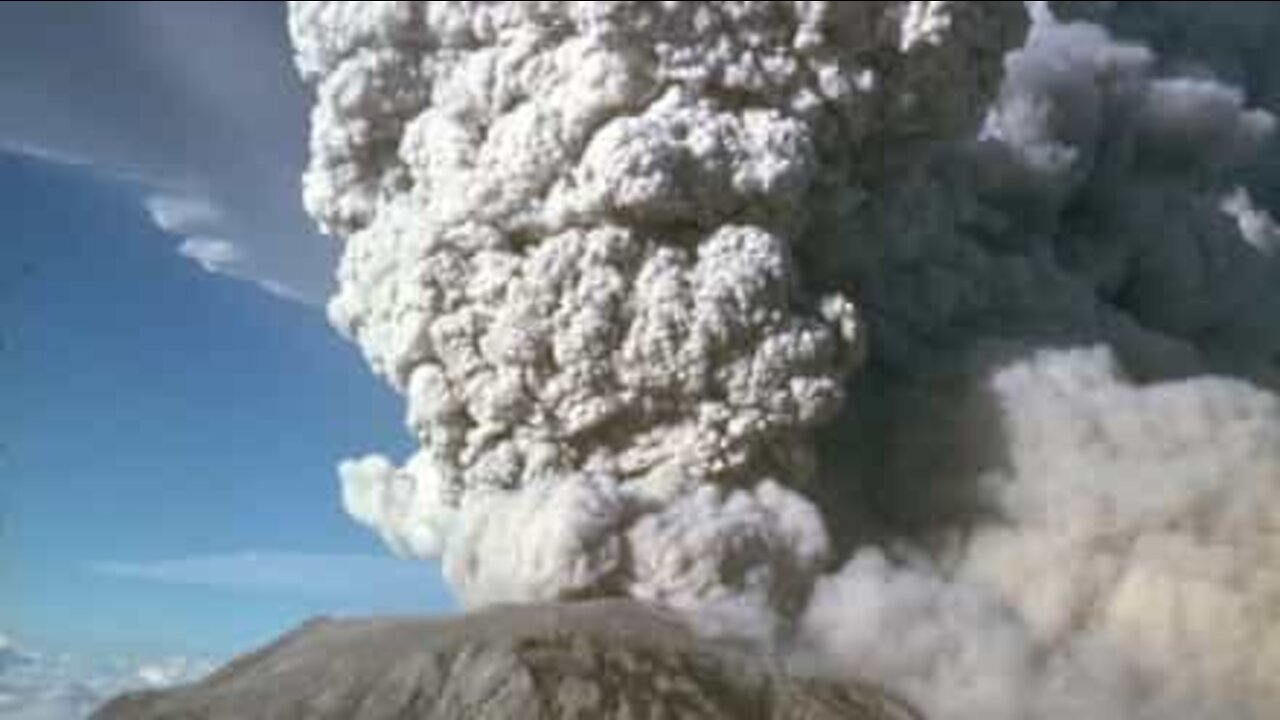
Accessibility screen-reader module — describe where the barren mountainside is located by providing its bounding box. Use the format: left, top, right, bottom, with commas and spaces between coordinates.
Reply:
93, 600, 917, 720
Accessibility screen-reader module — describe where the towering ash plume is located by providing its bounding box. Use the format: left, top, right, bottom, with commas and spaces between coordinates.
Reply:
290, 2, 1280, 719
289, 0, 1025, 618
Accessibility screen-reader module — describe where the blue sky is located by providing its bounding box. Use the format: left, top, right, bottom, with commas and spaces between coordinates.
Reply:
0, 2, 454, 664
0, 1, 334, 302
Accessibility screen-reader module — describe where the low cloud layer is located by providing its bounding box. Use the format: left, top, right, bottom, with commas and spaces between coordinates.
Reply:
0, 632, 211, 720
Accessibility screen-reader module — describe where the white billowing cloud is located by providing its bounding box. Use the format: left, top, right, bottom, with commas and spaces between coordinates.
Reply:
338, 453, 453, 559
290, 2, 1280, 718
93, 551, 431, 597
0, 1, 334, 303
1223, 186, 1280, 256
441, 475, 629, 608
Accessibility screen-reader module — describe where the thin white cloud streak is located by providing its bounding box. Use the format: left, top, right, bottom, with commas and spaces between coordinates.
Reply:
92, 551, 432, 598
0, 1, 334, 303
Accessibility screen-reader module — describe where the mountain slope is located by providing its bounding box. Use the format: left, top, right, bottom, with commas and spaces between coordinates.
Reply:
93, 601, 916, 720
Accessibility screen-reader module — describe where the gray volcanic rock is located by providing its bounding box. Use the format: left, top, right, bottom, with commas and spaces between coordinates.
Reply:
93, 600, 917, 720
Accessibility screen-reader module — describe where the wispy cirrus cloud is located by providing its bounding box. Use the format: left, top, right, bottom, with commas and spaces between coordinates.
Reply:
0, 1, 334, 303
92, 551, 432, 598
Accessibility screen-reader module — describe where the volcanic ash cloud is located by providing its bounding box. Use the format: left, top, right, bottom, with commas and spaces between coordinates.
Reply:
291, 2, 1280, 719
292, 0, 1024, 618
